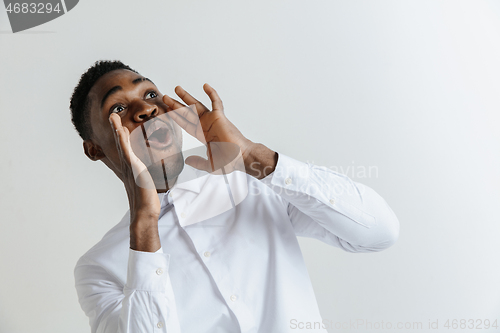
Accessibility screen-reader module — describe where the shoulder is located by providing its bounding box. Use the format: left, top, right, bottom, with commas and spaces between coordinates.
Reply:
75, 211, 131, 269
242, 172, 289, 210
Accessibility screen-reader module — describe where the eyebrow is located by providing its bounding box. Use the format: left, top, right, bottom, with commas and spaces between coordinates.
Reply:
100, 77, 154, 108
132, 77, 153, 85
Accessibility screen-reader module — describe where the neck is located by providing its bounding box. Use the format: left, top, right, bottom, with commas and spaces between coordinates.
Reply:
156, 175, 178, 193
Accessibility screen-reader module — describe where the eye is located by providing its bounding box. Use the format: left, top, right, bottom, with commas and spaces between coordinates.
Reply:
145, 91, 158, 99
110, 104, 125, 114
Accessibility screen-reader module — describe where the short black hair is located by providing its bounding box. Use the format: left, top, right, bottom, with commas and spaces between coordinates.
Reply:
70, 60, 138, 140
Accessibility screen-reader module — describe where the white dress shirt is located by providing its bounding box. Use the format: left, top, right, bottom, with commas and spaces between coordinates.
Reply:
74, 153, 399, 333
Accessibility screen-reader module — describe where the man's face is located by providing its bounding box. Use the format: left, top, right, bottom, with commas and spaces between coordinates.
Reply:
85, 69, 184, 188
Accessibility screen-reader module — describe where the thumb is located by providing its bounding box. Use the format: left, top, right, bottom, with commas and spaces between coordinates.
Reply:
185, 155, 212, 172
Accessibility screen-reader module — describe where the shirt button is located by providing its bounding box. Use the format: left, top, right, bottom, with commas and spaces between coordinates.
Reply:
230, 294, 237, 302
156, 268, 163, 275
157, 321, 164, 328
329, 198, 335, 205
168, 192, 173, 198
180, 212, 186, 218
203, 251, 211, 258
285, 177, 292, 185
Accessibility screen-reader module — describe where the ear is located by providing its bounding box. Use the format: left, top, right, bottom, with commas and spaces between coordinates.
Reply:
83, 140, 105, 161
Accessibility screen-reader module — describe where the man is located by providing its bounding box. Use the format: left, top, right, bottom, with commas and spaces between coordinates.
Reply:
72, 60, 399, 333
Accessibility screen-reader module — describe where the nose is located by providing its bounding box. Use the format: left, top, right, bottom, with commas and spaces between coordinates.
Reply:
131, 100, 158, 123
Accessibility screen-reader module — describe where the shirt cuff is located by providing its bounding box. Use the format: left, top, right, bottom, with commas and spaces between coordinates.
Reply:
125, 248, 170, 291
261, 153, 309, 188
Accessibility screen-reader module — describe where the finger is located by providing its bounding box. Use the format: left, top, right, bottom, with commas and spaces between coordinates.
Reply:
116, 125, 133, 164
174, 85, 209, 117
185, 155, 211, 172
109, 113, 123, 132
162, 94, 188, 111
109, 114, 135, 163
109, 114, 126, 158
168, 110, 207, 144
170, 103, 200, 125
203, 83, 223, 112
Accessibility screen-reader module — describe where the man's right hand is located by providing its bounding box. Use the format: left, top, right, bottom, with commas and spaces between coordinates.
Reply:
109, 113, 161, 252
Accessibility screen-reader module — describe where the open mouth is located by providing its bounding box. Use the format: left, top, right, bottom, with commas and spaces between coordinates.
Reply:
143, 120, 172, 149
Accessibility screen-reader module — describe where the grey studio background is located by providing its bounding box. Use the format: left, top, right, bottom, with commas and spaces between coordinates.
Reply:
1, 1, 499, 332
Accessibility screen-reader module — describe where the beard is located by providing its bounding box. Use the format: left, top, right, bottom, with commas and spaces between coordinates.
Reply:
146, 150, 185, 191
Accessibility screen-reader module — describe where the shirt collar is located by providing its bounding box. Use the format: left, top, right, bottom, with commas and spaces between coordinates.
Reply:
157, 164, 210, 203
172, 164, 210, 194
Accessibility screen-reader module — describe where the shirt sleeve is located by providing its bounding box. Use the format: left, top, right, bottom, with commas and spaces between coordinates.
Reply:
74, 248, 181, 333
260, 153, 400, 252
